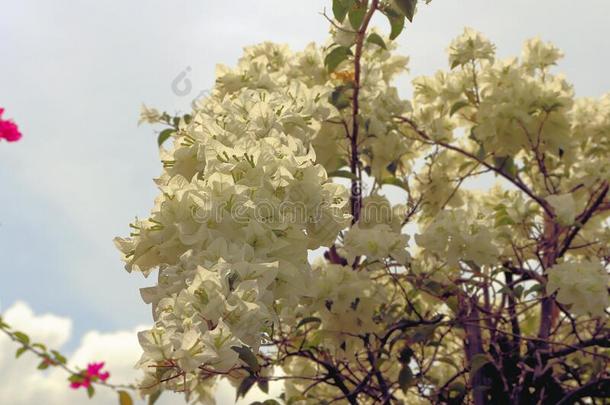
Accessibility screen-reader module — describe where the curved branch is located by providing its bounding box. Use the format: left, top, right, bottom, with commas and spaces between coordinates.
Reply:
556, 378, 610, 405
396, 116, 554, 218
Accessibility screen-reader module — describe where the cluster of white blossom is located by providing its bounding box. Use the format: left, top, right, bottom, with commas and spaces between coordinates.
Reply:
116, 35, 417, 400
344, 195, 410, 264
302, 262, 381, 355
408, 27, 610, 317
547, 261, 609, 316
115, 42, 358, 398
415, 208, 499, 267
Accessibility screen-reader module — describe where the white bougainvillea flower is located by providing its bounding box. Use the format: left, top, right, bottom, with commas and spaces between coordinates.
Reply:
521, 37, 564, 73
546, 193, 576, 226
447, 27, 495, 68
547, 261, 609, 316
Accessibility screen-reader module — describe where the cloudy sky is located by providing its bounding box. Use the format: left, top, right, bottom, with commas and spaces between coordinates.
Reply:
1, 0, 609, 403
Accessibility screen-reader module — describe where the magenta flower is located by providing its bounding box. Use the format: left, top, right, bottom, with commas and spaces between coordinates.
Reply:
70, 379, 91, 389
69, 362, 110, 390
86, 362, 110, 381
0, 108, 22, 142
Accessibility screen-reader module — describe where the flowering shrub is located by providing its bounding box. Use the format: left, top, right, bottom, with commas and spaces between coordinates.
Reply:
114, 1, 610, 404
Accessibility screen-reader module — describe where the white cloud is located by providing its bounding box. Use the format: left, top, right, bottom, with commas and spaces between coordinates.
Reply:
0, 301, 142, 404
0, 301, 281, 404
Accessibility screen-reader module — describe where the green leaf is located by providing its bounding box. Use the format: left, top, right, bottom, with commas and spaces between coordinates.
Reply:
436, 356, 458, 370
32, 342, 47, 351
148, 390, 162, 405
398, 347, 413, 364
395, 0, 417, 22
470, 353, 490, 374
157, 129, 175, 147
463, 260, 481, 272
332, 0, 354, 23
328, 170, 357, 180
37, 360, 49, 370
525, 284, 543, 296
409, 324, 437, 343
15, 347, 27, 358
493, 155, 517, 178
366, 33, 387, 49
449, 100, 470, 117
87, 385, 95, 398
329, 86, 352, 109
231, 345, 260, 372
495, 215, 515, 226
514, 285, 525, 299
498, 286, 510, 295
475, 143, 486, 160
68, 374, 82, 383
118, 390, 134, 405
296, 316, 322, 329
398, 365, 415, 392
458, 161, 476, 173
379, 177, 409, 191
348, 2, 366, 29
423, 279, 444, 295
324, 46, 352, 73
13, 331, 30, 345
384, 8, 405, 40
304, 330, 324, 349
236, 375, 257, 400
51, 350, 67, 364
257, 378, 269, 394
449, 382, 466, 397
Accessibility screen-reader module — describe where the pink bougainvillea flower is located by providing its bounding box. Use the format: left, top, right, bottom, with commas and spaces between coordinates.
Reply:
86, 362, 110, 381
0, 108, 23, 142
69, 379, 91, 389
69, 362, 110, 390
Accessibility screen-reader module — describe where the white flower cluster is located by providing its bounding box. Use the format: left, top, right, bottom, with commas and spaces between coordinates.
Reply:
570, 93, 610, 184
411, 27, 574, 160
521, 37, 564, 73
116, 42, 353, 397
447, 27, 495, 69
415, 209, 499, 267
547, 262, 609, 316
342, 194, 410, 264
344, 223, 409, 265
475, 60, 573, 158
546, 193, 576, 225
301, 263, 381, 356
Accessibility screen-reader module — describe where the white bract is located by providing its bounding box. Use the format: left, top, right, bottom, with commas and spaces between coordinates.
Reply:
547, 262, 609, 316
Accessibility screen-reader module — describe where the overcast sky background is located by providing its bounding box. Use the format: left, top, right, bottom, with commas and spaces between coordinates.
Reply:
1, 0, 610, 403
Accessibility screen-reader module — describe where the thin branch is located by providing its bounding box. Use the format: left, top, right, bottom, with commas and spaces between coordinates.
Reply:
396, 115, 555, 217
